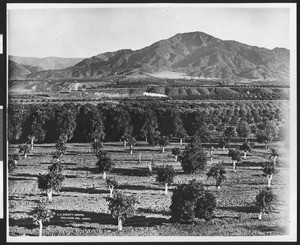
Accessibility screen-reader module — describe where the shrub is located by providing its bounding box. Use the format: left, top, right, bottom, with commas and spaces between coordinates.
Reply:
178, 137, 208, 174
156, 165, 175, 195
206, 163, 227, 189
95, 150, 115, 179
106, 191, 138, 231
170, 179, 216, 223
32, 199, 54, 236
171, 147, 181, 162
255, 187, 277, 220
55, 135, 68, 158
228, 149, 242, 172
262, 162, 278, 186
91, 140, 103, 154
38, 162, 65, 202
8, 159, 17, 173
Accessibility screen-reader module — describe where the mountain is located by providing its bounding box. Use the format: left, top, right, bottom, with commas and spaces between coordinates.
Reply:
9, 55, 85, 71
9, 60, 45, 80
15, 31, 290, 81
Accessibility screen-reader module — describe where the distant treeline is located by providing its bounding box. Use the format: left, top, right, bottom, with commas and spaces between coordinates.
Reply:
8, 100, 289, 144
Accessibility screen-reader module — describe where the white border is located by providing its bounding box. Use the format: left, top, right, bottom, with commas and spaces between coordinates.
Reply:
6, 2, 297, 243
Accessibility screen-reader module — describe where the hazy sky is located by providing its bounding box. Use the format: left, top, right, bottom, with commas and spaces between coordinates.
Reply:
7, 4, 294, 58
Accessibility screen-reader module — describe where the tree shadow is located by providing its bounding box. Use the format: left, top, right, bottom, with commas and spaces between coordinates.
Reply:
240, 161, 264, 168
9, 217, 36, 229
117, 184, 162, 192
138, 207, 170, 216
13, 173, 40, 179
244, 225, 287, 234
9, 177, 36, 181
51, 209, 168, 228
111, 167, 152, 176
218, 206, 257, 213
60, 186, 109, 195
213, 215, 240, 219
126, 216, 168, 227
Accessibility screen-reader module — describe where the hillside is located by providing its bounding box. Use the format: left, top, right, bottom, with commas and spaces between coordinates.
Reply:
11, 31, 290, 81
9, 55, 85, 71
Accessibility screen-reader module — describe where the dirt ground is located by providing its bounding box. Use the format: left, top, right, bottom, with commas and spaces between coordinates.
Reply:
8, 140, 291, 237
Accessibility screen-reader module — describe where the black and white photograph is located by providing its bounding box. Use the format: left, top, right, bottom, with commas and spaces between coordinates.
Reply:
5, 3, 297, 242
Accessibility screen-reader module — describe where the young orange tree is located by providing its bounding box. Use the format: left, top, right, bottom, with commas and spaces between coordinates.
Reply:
95, 150, 115, 180
38, 162, 65, 202
156, 165, 175, 195
255, 187, 277, 220
206, 163, 226, 190
32, 199, 54, 236
106, 191, 138, 231
170, 179, 216, 223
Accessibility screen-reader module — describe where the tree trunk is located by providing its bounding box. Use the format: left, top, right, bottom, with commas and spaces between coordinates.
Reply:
233, 160, 236, 171
14, 160, 18, 166
267, 174, 273, 187
130, 146, 133, 155
24, 153, 28, 159
272, 156, 278, 165
162, 147, 165, 153
123, 140, 127, 148
47, 189, 53, 202
38, 220, 43, 236
180, 138, 183, 146
258, 212, 263, 220
243, 151, 247, 159
148, 162, 152, 172
165, 183, 168, 195
175, 155, 178, 162
265, 143, 268, 149
30, 137, 34, 151
109, 186, 114, 198
138, 153, 142, 163
103, 171, 106, 180
118, 217, 123, 231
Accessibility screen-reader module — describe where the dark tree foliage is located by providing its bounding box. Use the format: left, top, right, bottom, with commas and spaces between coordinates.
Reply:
74, 104, 105, 142
8, 104, 30, 143
55, 134, 68, 158
206, 164, 227, 188
228, 149, 242, 161
262, 162, 278, 176
170, 180, 216, 222
218, 137, 229, 150
224, 126, 237, 141
172, 147, 181, 156
105, 191, 138, 230
95, 150, 115, 177
38, 162, 65, 201
256, 121, 279, 148
255, 187, 277, 214
146, 130, 160, 146
156, 165, 175, 185
178, 135, 208, 174
141, 108, 159, 140
103, 105, 132, 141
55, 103, 77, 140
240, 141, 252, 159
8, 159, 17, 173
236, 121, 251, 139
91, 140, 103, 154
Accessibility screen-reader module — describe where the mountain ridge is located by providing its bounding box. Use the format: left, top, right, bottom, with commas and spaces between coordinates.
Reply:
9, 31, 289, 81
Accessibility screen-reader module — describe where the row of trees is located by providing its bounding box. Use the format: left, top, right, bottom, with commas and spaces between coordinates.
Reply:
9, 131, 280, 235
8, 101, 287, 145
